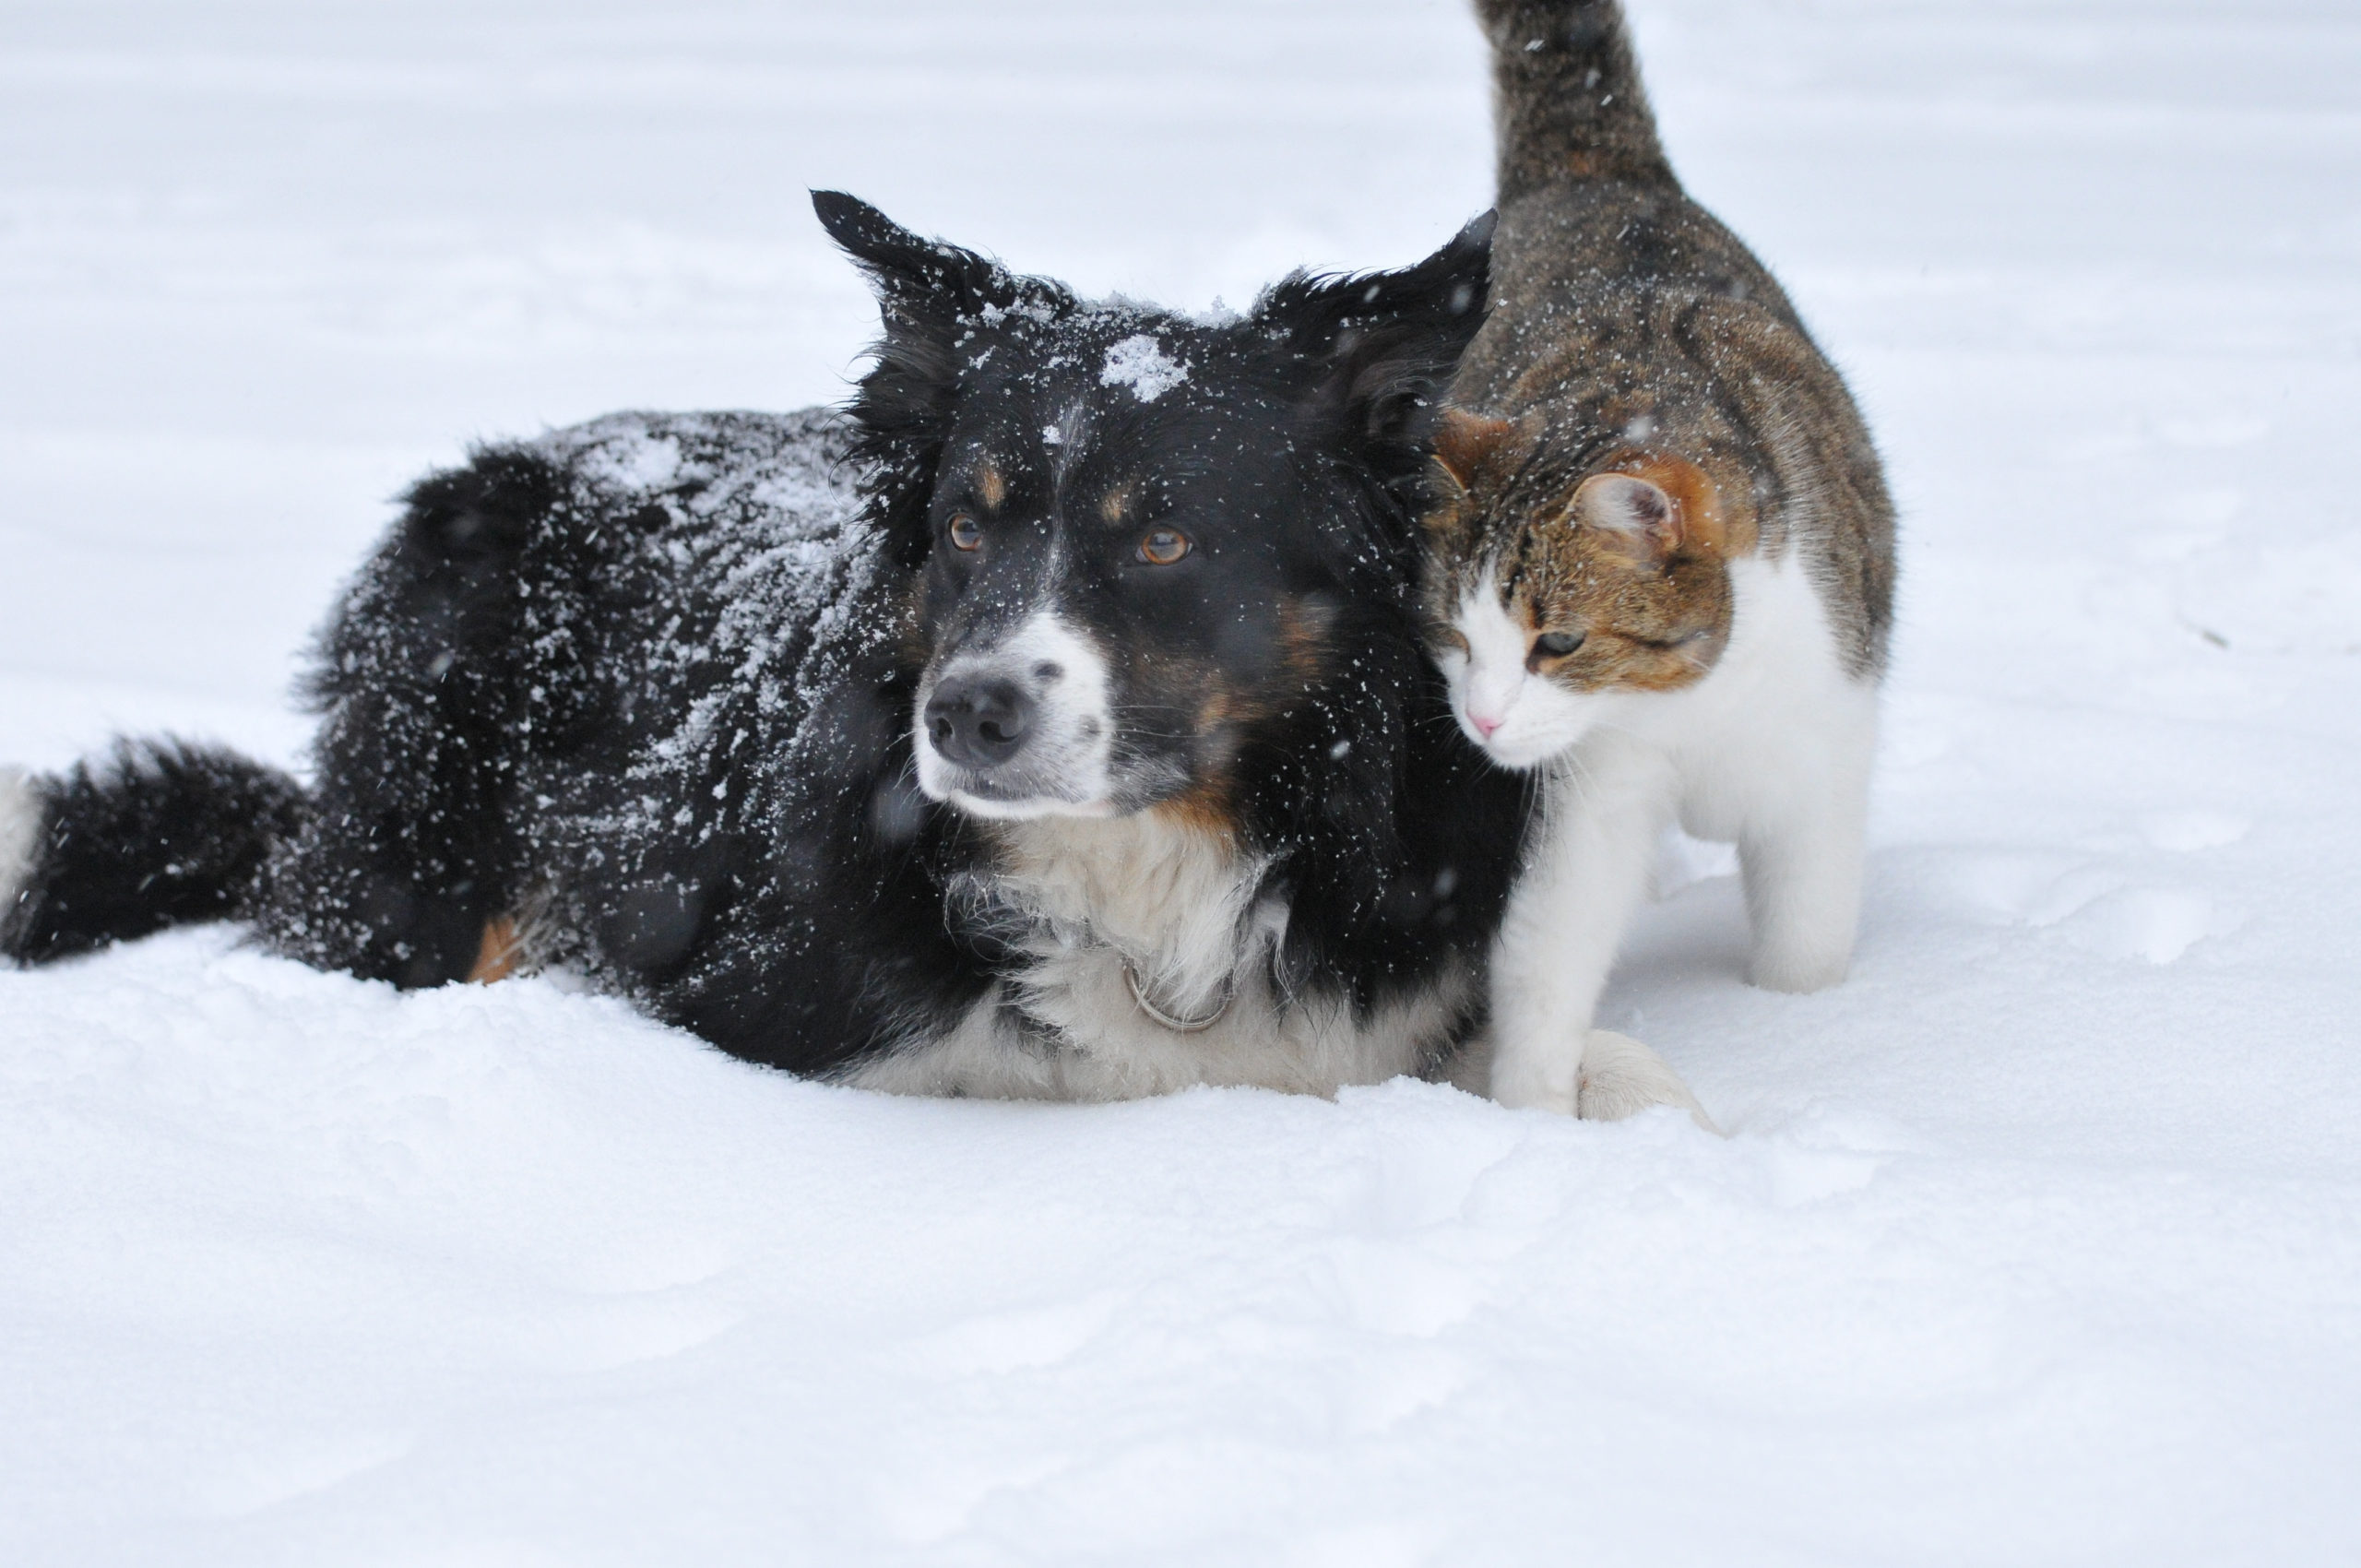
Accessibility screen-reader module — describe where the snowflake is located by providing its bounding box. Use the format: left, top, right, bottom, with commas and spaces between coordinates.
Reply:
1099, 334, 1189, 402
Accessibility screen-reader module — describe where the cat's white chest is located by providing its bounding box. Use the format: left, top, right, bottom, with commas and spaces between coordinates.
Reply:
1653, 554, 1870, 837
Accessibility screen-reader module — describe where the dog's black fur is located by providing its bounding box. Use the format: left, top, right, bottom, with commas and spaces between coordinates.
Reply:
1, 195, 1533, 1090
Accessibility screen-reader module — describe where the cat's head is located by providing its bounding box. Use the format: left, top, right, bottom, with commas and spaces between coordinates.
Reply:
1420, 408, 1738, 769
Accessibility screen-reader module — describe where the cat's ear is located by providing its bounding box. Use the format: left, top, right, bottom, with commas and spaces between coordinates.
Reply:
1573, 473, 1680, 556
1431, 409, 1535, 494
1572, 457, 1726, 561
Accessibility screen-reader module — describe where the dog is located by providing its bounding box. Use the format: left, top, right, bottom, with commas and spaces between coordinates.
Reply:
0, 192, 1555, 1100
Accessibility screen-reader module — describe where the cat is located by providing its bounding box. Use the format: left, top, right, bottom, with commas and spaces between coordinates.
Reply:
1422, 0, 1898, 1117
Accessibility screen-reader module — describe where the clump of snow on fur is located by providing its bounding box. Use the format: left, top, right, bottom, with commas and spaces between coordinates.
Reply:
1100, 334, 1189, 401
573, 430, 682, 493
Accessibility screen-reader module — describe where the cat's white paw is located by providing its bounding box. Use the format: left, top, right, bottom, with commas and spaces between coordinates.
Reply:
1577, 1029, 1720, 1134
1746, 943, 1850, 994
1488, 1030, 1580, 1115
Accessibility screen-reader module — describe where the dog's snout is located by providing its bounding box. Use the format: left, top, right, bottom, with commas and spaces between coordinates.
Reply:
909, 613, 1112, 814
925, 675, 1035, 768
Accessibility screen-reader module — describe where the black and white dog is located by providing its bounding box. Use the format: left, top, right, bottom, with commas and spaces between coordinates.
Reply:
0, 193, 1546, 1099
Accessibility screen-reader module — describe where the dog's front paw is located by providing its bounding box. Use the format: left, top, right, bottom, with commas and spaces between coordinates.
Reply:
1577, 1030, 1720, 1134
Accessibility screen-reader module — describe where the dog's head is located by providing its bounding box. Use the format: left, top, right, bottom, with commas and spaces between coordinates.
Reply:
816, 191, 1491, 826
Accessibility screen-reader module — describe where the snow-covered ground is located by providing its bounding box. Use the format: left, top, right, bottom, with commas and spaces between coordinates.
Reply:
5, 0, 2358, 1561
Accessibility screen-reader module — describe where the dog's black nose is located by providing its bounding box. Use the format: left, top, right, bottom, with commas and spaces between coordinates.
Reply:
925, 675, 1034, 768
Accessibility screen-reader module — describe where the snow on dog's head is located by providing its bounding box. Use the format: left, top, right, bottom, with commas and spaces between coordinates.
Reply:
814, 191, 1497, 829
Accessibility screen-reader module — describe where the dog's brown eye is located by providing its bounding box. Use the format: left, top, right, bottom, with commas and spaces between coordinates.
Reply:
1139, 528, 1191, 566
947, 514, 982, 552
1534, 630, 1584, 659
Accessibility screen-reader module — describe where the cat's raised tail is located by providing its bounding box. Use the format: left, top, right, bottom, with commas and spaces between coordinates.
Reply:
1580, 1029, 1722, 1134
1477, 0, 1675, 199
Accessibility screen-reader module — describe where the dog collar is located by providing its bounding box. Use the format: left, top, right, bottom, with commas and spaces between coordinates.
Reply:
1122, 959, 1233, 1034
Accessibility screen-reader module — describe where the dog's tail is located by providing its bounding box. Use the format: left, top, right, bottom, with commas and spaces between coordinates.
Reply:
0, 740, 307, 966
1476, 0, 1675, 201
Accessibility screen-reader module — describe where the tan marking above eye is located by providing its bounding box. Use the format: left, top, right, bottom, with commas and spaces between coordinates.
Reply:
975, 466, 1005, 511
948, 514, 983, 552
1098, 485, 1134, 524
1139, 528, 1190, 565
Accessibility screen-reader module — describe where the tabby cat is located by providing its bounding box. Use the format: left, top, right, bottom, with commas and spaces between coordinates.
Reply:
1425, 0, 1897, 1116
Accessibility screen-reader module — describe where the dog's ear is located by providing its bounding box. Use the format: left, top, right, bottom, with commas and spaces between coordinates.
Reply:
1253, 209, 1494, 483
813, 191, 1070, 337
1430, 407, 1537, 494
813, 192, 1074, 560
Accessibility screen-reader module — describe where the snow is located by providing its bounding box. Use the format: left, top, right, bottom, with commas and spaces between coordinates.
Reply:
3, 0, 2359, 1562
1099, 332, 1190, 401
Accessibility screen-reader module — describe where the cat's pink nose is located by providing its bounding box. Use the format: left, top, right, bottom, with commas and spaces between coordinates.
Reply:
1469, 711, 1501, 739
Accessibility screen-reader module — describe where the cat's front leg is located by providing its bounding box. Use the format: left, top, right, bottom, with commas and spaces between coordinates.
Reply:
1489, 735, 1674, 1113
1738, 695, 1876, 992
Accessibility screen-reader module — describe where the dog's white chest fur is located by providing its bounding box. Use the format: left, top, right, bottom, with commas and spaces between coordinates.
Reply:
836, 813, 1470, 1100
